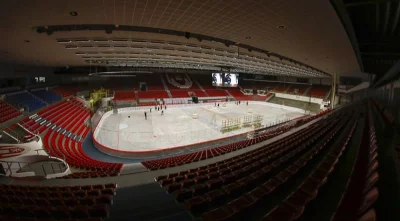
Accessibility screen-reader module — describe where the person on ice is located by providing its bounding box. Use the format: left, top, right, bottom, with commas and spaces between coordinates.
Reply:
161, 110, 164, 115
144, 111, 147, 120
150, 108, 152, 113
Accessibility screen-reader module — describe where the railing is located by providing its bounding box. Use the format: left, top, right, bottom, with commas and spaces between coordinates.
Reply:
0, 154, 68, 178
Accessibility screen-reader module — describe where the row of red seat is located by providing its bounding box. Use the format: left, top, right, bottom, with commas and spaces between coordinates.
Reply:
308, 85, 330, 98
138, 91, 169, 99
170, 90, 191, 98
142, 124, 295, 170
34, 97, 124, 178
331, 100, 380, 221
114, 91, 136, 101
22, 100, 84, 134
205, 90, 229, 97
0, 183, 116, 220
286, 85, 309, 95
0, 100, 22, 123
44, 121, 122, 175
263, 110, 358, 220
143, 109, 331, 171
371, 99, 396, 126
156, 107, 353, 219
20, 98, 87, 134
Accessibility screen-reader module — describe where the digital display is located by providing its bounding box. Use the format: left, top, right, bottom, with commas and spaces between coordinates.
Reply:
212, 73, 224, 86
212, 73, 239, 87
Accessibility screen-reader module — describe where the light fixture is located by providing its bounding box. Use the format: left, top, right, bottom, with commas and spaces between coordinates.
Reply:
69, 11, 78, 16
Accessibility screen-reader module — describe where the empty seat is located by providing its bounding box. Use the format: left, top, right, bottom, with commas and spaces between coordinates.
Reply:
173, 188, 193, 202
184, 196, 208, 215
358, 209, 376, 221
88, 205, 109, 218
192, 184, 208, 196
205, 189, 228, 208
358, 188, 379, 216
262, 205, 296, 221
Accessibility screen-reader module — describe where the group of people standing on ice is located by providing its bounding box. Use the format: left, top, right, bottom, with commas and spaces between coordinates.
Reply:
214, 101, 249, 107
144, 104, 167, 120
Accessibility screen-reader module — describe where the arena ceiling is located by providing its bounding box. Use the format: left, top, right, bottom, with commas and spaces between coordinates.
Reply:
332, 0, 400, 84
0, 0, 361, 78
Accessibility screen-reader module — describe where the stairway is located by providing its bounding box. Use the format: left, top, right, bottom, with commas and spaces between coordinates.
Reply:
160, 74, 172, 98
160, 74, 169, 91
324, 88, 332, 100
303, 85, 312, 96
265, 93, 274, 102
192, 75, 205, 90
166, 90, 172, 98
224, 90, 234, 99
191, 75, 208, 97
284, 84, 292, 93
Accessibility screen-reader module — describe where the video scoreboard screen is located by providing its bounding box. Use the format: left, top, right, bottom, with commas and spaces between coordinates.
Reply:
212, 73, 239, 87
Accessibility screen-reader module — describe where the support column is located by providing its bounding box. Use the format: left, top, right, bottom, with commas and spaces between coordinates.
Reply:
390, 82, 395, 104
331, 73, 337, 109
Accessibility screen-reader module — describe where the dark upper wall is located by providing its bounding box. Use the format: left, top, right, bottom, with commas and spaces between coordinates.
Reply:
0, 63, 54, 79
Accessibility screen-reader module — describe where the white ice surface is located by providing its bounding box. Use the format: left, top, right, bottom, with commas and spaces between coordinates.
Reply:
94, 102, 305, 151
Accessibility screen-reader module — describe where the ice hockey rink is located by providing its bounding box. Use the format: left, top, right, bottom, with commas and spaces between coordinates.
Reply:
93, 101, 306, 151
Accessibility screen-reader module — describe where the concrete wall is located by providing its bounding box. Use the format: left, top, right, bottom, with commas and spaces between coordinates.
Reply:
275, 93, 324, 104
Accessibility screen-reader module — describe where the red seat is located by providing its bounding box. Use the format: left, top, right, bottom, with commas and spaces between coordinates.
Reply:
191, 184, 208, 196
184, 196, 208, 215
262, 205, 297, 221
88, 205, 109, 218
203, 206, 234, 221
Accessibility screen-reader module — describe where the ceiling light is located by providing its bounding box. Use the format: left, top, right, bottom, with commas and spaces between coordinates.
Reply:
277, 25, 285, 29
69, 11, 78, 16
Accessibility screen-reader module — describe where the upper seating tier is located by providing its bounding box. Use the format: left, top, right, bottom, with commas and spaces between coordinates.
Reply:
114, 91, 136, 101
138, 91, 169, 99
309, 85, 330, 98
31, 89, 62, 104
6, 91, 47, 112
